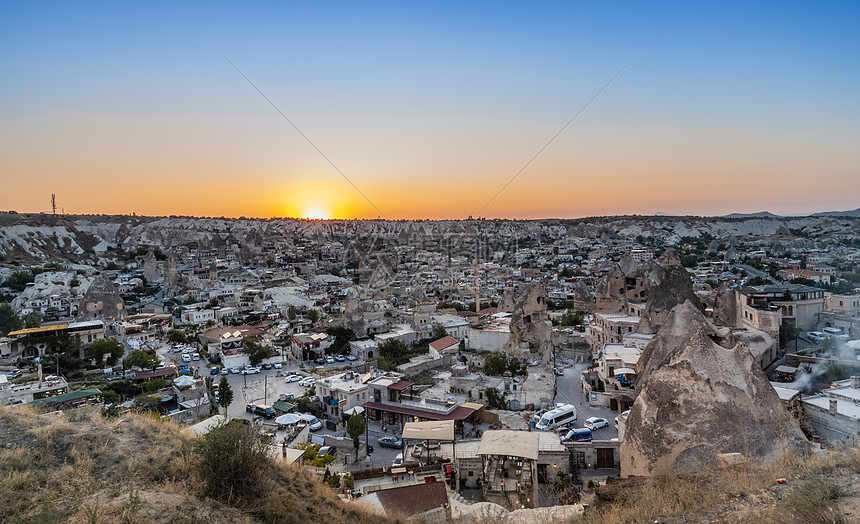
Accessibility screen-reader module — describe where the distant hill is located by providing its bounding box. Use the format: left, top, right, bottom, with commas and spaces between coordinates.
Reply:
811, 207, 860, 218
722, 211, 781, 218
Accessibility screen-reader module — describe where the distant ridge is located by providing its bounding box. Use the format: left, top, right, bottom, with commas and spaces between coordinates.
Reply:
810, 207, 860, 218
722, 211, 781, 218
653, 211, 674, 216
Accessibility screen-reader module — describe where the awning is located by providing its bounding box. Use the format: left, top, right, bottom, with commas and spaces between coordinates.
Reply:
613, 368, 636, 376
477, 430, 539, 461
402, 420, 455, 442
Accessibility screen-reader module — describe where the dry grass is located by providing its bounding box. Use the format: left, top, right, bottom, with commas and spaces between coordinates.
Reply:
566, 447, 860, 524
0, 406, 394, 523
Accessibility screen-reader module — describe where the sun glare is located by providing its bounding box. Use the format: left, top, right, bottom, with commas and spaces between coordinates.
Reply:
304, 208, 329, 220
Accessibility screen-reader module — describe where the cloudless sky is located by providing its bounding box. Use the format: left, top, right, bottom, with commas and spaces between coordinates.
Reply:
1, 1, 858, 219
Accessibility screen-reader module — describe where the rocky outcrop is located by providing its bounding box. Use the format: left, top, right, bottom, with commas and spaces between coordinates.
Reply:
573, 280, 594, 313
622, 302, 805, 477
712, 283, 740, 327
78, 274, 126, 322
504, 284, 553, 364
641, 264, 703, 328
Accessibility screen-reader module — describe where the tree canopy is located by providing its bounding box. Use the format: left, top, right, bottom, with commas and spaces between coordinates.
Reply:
0, 303, 22, 336
218, 375, 234, 416
346, 413, 366, 460
125, 349, 159, 369
85, 337, 124, 366
243, 338, 270, 366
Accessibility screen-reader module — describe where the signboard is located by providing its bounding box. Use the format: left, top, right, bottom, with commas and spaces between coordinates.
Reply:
590, 394, 597, 402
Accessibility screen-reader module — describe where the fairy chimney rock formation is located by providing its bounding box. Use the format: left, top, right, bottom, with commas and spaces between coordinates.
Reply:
622, 302, 805, 477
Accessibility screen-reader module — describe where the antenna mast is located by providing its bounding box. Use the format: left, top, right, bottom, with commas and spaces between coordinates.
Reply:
51, 194, 56, 215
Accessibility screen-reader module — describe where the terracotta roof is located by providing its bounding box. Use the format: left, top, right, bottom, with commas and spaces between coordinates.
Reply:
7, 324, 69, 336
372, 480, 448, 517
429, 336, 459, 351
388, 380, 413, 391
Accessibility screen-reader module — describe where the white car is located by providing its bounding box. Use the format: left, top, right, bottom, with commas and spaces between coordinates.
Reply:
325, 356, 335, 364
807, 331, 826, 344
393, 453, 403, 467
584, 417, 609, 430
346, 355, 357, 361
181, 354, 192, 363
273, 362, 282, 370
191, 354, 200, 361
285, 374, 302, 383
299, 377, 315, 387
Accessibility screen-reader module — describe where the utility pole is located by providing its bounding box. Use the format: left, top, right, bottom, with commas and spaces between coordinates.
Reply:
51, 194, 56, 215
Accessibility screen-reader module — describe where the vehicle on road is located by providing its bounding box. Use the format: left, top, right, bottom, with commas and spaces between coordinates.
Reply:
246, 403, 276, 419
584, 417, 608, 430
346, 354, 357, 361
261, 362, 272, 370
562, 428, 592, 442
230, 367, 241, 374
181, 354, 192, 363
297, 413, 322, 431
807, 331, 826, 344
614, 409, 631, 428
335, 354, 345, 362
210, 367, 220, 375
285, 374, 302, 383
535, 404, 577, 431
221, 368, 229, 375
325, 356, 335, 364
378, 436, 403, 449
299, 377, 316, 387
191, 354, 200, 361
273, 362, 282, 369
393, 453, 403, 467
315, 357, 325, 365
554, 367, 565, 376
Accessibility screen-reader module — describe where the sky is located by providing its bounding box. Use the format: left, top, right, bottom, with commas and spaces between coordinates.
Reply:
1, 1, 859, 220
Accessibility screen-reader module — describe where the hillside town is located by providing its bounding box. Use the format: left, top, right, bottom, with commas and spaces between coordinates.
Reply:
2, 211, 860, 520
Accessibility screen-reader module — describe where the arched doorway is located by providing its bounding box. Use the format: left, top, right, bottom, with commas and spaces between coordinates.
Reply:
367, 351, 374, 359
23, 346, 38, 358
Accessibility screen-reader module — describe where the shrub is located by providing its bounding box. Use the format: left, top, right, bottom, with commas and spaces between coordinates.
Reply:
192, 420, 270, 503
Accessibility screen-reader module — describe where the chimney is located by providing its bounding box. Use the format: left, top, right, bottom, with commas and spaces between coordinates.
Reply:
851, 376, 860, 389
829, 399, 838, 413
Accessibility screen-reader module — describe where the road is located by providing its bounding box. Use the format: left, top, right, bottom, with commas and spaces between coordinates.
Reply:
553, 361, 619, 440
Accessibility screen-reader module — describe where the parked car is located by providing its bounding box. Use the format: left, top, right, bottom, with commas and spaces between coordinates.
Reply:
230, 367, 241, 374
335, 355, 345, 362
210, 367, 220, 375
378, 436, 403, 449
243, 367, 260, 375
584, 417, 608, 430
317, 445, 337, 458
807, 331, 826, 344
614, 409, 631, 428
554, 367, 565, 376
191, 354, 200, 361
245, 403, 276, 419
285, 374, 302, 383
273, 362, 282, 369
346, 355, 357, 361
261, 362, 273, 370
299, 377, 316, 387
315, 357, 325, 365
221, 368, 229, 375
325, 356, 335, 364
393, 453, 403, 467
181, 354, 192, 363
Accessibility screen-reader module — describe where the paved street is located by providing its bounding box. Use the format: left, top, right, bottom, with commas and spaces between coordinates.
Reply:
553, 361, 620, 440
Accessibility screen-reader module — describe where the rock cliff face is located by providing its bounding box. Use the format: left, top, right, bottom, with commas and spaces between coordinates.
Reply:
504, 284, 553, 364
623, 302, 805, 477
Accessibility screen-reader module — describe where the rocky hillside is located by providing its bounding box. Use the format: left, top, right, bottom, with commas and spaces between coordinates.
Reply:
0, 211, 857, 266
0, 407, 389, 524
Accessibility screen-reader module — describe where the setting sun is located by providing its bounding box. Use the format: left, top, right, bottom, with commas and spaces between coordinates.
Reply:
304, 208, 329, 220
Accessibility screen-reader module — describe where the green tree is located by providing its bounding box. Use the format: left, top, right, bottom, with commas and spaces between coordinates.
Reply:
559, 310, 585, 326
205, 297, 219, 309
243, 338, 270, 366
779, 322, 799, 349
378, 339, 409, 370
307, 308, 319, 323
23, 312, 41, 328
326, 326, 356, 355
85, 337, 124, 365
0, 303, 22, 336
287, 306, 297, 320
431, 324, 448, 340
346, 413, 366, 461
167, 329, 187, 343
218, 375, 234, 416
125, 349, 159, 369
2, 271, 35, 292
483, 354, 508, 376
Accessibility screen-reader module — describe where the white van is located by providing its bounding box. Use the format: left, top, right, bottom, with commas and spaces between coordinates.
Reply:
298, 413, 322, 431
535, 404, 577, 431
